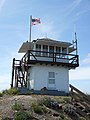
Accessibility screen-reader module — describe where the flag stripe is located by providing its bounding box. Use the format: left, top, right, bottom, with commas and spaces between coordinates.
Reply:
32, 18, 41, 25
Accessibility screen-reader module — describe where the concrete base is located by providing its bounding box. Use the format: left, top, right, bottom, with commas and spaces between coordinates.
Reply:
18, 87, 69, 96
32, 90, 68, 96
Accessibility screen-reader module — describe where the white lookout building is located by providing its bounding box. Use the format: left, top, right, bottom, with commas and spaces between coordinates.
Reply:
11, 38, 79, 95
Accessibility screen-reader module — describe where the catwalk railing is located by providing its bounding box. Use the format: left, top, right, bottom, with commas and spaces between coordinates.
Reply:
21, 50, 79, 67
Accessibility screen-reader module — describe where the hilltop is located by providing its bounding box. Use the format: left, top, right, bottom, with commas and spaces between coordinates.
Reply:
0, 94, 87, 120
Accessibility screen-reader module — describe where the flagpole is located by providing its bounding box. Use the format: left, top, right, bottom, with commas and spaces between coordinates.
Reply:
29, 15, 32, 42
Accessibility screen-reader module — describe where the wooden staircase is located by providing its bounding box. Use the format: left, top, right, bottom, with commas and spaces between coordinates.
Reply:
11, 58, 28, 88
70, 84, 90, 119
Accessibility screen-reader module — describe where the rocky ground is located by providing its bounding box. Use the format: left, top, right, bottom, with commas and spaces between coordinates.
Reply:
0, 95, 86, 120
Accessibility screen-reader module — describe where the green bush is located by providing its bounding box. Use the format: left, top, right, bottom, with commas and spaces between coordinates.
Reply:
15, 111, 30, 120
60, 113, 65, 119
2, 88, 20, 95
31, 102, 43, 114
38, 97, 52, 107
0, 92, 3, 97
41, 105, 48, 113
1, 117, 11, 120
12, 102, 23, 111
54, 96, 70, 104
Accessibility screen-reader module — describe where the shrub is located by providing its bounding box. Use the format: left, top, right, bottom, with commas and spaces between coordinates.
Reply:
54, 96, 71, 104
38, 97, 52, 107
0, 92, 3, 97
60, 113, 65, 119
31, 102, 43, 114
1, 117, 12, 120
2, 88, 20, 95
38, 97, 59, 109
15, 111, 30, 120
62, 97, 71, 103
41, 105, 48, 113
12, 102, 23, 111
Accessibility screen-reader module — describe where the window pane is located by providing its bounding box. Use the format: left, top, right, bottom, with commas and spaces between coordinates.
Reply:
36, 44, 41, 49
56, 47, 61, 53
36, 44, 41, 56
62, 47, 67, 53
49, 72, 55, 78
43, 45, 48, 50
49, 79, 55, 84
43, 45, 48, 56
49, 46, 54, 57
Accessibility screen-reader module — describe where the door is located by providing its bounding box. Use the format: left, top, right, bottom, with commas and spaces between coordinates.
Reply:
48, 72, 56, 90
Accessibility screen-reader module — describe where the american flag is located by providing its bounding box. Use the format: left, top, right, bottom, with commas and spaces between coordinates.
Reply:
32, 18, 41, 25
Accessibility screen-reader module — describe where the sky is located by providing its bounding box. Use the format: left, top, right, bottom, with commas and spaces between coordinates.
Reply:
0, 0, 90, 94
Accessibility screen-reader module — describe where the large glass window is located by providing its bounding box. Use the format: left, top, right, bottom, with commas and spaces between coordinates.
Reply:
62, 47, 67, 58
56, 47, 61, 58
49, 46, 54, 57
43, 45, 48, 56
62, 47, 67, 53
36, 44, 41, 56
36, 44, 41, 50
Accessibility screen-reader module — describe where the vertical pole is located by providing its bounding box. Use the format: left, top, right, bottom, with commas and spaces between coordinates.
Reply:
11, 58, 15, 88
29, 15, 32, 42
75, 32, 78, 55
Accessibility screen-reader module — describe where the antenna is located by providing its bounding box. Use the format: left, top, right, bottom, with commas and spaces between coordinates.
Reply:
75, 32, 78, 55
72, 24, 78, 55
45, 33, 48, 38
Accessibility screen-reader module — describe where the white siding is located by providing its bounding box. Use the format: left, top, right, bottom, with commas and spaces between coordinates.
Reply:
28, 64, 69, 93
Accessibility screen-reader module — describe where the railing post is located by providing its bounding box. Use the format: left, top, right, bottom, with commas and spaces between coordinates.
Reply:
77, 55, 79, 65
27, 50, 30, 62
55, 53, 56, 62
53, 52, 54, 62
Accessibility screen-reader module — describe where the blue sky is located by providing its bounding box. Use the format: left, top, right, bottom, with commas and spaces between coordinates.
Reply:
0, 0, 90, 93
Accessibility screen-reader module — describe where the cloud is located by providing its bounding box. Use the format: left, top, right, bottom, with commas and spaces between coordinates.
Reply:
32, 21, 59, 40
70, 67, 90, 80
70, 53, 90, 80
64, 0, 82, 17
82, 53, 90, 65
0, 74, 10, 91
0, 49, 24, 92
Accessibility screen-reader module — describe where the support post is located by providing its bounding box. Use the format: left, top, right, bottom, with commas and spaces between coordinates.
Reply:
11, 58, 15, 88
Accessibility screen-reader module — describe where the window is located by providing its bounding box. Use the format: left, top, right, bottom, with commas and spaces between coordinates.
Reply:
43, 45, 48, 56
56, 47, 61, 58
62, 47, 67, 53
49, 72, 55, 78
62, 47, 67, 58
36, 44, 41, 56
56, 47, 61, 53
49, 79, 55, 84
48, 72, 55, 84
49, 46, 54, 57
